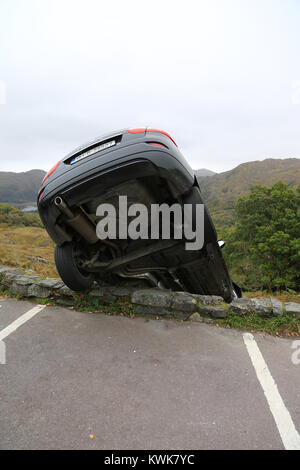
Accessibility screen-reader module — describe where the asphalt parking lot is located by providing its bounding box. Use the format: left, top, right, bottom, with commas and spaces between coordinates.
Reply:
0, 297, 299, 450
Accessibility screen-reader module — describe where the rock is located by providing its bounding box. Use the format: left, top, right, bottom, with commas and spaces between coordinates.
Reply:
89, 287, 107, 296
189, 312, 204, 323
135, 305, 188, 320
90, 286, 115, 295
135, 305, 170, 316
131, 289, 172, 308
229, 298, 255, 315
0, 263, 295, 321
270, 297, 283, 316
39, 240, 51, 247
193, 294, 224, 305
189, 313, 215, 324
10, 276, 35, 296
56, 297, 74, 306
1, 275, 15, 289
197, 305, 228, 318
89, 287, 116, 303
110, 286, 135, 297
36, 279, 64, 289
0, 266, 13, 275
230, 297, 279, 317
171, 293, 197, 313
14, 276, 33, 286
284, 302, 300, 318
25, 269, 36, 275
26, 256, 48, 264
201, 317, 215, 324
58, 285, 74, 297
252, 297, 273, 316
28, 284, 50, 298
10, 282, 30, 296
0, 266, 22, 278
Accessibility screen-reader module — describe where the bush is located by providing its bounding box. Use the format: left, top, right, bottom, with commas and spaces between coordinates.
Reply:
222, 181, 300, 291
0, 204, 42, 227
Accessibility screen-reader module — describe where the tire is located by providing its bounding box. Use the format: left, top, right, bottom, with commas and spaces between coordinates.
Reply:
183, 186, 217, 245
55, 242, 95, 291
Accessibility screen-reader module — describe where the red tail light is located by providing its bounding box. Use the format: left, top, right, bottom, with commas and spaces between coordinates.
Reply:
127, 128, 146, 134
146, 128, 177, 146
41, 160, 60, 186
127, 127, 177, 146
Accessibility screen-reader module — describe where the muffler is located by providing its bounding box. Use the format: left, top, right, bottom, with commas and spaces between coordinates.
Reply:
54, 197, 98, 244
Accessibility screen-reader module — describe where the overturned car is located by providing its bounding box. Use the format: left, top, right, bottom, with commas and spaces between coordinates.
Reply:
38, 128, 241, 302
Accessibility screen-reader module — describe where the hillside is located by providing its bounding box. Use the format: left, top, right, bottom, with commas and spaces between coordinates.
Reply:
194, 168, 216, 177
0, 159, 299, 220
197, 158, 300, 228
0, 169, 46, 207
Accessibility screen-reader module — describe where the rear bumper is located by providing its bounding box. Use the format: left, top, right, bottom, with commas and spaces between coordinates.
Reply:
38, 146, 195, 245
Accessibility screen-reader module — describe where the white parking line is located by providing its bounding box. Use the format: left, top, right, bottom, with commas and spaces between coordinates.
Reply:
0, 305, 46, 341
243, 332, 300, 450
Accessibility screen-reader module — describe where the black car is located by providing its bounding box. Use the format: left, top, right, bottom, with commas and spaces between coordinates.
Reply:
38, 127, 240, 302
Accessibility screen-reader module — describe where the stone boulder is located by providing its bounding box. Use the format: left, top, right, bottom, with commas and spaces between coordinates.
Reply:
284, 302, 300, 318
131, 289, 172, 308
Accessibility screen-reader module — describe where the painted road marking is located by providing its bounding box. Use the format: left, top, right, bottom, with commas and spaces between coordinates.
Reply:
0, 305, 46, 342
243, 332, 300, 450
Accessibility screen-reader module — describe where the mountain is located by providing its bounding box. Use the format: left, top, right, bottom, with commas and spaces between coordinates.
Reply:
0, 170, 46, 208
0, 159, 299, 218
194, 168, 216, 177
197, 158, 300, 228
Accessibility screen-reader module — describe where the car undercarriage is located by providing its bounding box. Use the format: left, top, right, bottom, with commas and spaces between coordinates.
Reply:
38, 128, 241, 302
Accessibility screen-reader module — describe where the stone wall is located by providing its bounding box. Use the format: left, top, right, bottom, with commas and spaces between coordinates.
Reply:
0, 265, 299, 321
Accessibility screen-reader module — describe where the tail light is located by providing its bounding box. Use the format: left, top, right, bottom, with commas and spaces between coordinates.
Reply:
127, 127, 177, 146
127, 128, 146, 134
146, 128, 177, 146
41, 160, 60, 186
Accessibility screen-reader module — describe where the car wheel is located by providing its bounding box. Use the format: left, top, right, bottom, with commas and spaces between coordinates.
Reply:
55, 242, 95, 291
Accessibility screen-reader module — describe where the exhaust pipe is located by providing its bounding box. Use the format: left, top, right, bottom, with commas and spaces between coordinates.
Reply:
54, 197, 98, 244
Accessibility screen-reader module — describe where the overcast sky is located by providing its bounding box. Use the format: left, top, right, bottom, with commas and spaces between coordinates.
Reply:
0, 0, 300, 174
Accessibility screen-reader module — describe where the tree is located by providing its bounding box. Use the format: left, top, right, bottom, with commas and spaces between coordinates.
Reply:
223, 181, 300, 291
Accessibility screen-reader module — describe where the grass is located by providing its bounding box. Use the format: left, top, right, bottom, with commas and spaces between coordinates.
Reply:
0, 223, 57, 278
73, 293, 136, 317
243, 290, 300, 304
215, 311, 300, 337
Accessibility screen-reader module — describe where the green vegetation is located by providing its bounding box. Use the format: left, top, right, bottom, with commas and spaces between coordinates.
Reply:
0, 203, 42, 227
73, 293, 136, 317
215, 312, 300, 337
221, 181, 300, 292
